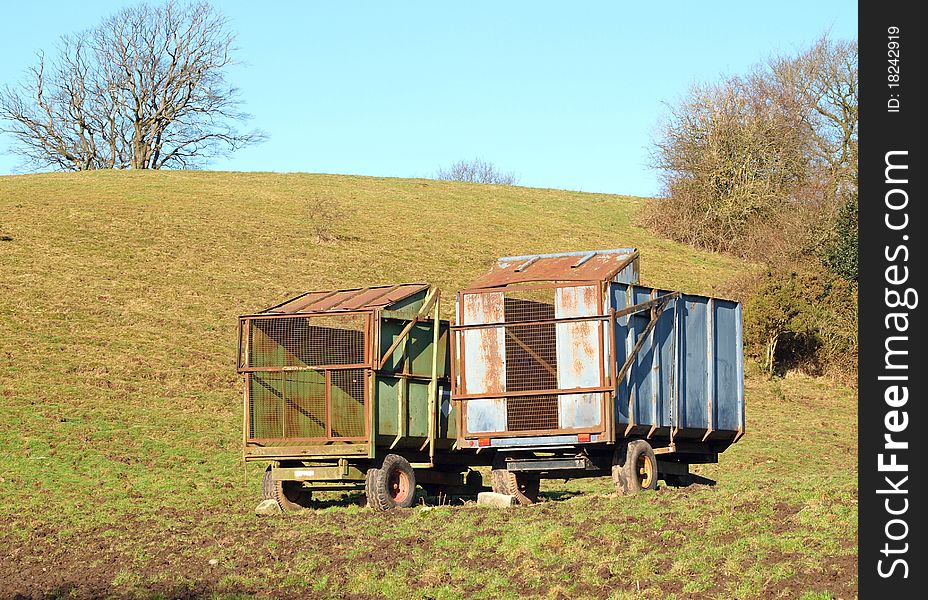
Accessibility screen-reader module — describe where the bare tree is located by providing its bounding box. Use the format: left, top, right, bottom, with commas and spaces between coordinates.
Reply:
646, 36, 857, 260
306, 193, 340, 244
0, 1, 263, 171
648, 77, 811, 255
765, 38, 858, 187
434, 158, 518, 185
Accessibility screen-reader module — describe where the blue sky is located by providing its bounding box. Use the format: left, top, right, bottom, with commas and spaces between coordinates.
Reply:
0, 1, 857, 196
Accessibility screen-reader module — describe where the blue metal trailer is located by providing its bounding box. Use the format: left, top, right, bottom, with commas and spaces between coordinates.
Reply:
451, 248, 745, 502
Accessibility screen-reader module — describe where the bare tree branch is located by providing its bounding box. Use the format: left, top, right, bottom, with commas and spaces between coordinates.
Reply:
434, 158, 519, 185
0, 0, 264, 171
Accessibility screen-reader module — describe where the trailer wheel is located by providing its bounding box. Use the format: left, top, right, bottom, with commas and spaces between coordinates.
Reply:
611, 444, 630, 495
368, 454, 416, 511
490, 469, 539, 505
262, 466, 313, 511
364, 467, 380, 508
618, 440, 658, 493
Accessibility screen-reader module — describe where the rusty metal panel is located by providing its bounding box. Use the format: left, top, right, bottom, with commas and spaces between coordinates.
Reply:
465, 248, 639, 289
460, 291, 507, 434
554, 285, 603, 429
460, 292, 506, 394
263, 283, 429, 314
465, 398, 508, 433
453, 284, 611, 436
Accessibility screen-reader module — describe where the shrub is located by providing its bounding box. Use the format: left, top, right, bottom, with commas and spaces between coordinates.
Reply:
307, 193, 340, 244
821, 190, 858, 281
743, 268, 857, 379
434, 158, 518, 185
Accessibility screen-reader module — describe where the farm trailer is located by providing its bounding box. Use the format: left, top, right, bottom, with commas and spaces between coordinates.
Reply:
237, 283, 488, 512
451, 249, 745, 504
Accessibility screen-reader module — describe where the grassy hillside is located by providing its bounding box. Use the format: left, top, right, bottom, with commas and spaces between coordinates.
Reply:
0, 171, 856, 599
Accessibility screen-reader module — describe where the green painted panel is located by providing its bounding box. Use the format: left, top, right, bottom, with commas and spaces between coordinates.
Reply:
379, 319, 450, 377
376, 378, 399, 437
330, 369, 366, 438
406, 380, 431, 437
385, 289, 428, 314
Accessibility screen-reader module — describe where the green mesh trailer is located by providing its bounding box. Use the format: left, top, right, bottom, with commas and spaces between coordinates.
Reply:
237, 284, 485, 511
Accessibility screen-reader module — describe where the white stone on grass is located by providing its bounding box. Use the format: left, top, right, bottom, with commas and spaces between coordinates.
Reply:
476, 491, 516, 507
255, 499, 282, 515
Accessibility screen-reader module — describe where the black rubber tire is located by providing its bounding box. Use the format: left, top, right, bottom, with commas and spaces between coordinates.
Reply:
490, 468, 539, 505
611, 443, 630, 495
263, 465, 313, 511
364, 467, 380, 508
368, 454, 416, 512
621, 440, 658, 493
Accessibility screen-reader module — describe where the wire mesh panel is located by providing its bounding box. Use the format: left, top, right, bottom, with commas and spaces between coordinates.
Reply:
502, 294, 561, 431
246, 314, 367, 368
250, 371, 328, 440
506, 394, 559, 431
503, 289, 557, 323
457, 285, 607, 435
242, 313, 369, 443
329, 368, 367, 438
503, 323, 558, 392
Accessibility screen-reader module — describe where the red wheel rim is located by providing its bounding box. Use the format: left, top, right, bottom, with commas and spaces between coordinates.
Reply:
389, 470, 410, 503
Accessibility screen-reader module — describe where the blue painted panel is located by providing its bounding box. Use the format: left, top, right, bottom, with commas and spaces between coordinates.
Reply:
655, 294, 675, 428
631, 286, 655, 427
681, 297, 709, 430
608, 282, 743, 438
612, 286, 630, 425
713, 300, 740, 432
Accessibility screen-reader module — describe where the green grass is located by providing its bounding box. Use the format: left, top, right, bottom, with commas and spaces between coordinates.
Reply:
0, 171, 855, 598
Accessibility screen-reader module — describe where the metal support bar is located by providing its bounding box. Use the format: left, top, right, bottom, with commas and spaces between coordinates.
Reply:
506, 456, 597, 472
378, 317, 421, 371
514, 257, 539, 272
571, 252, 597, 268
451, 313, 609, 332
616, 305, 670, 386
390, 375, 405, 450
613, 292, 680, 321
619, 299, 676, 436
243, 443, 370, 459
703, 297, 715, 442
648, 289, 659, 440
653, 444, 677, 455
418, 289, 441, 464
453, 385, 615, 401
670, 298, 680, 442
377, 288, 439, 370
239, 363, 369, 373
504, 329, 558, 379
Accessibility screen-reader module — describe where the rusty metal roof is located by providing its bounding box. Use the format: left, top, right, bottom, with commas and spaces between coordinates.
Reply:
465, 248, 639, 289
262, 283, 429, 314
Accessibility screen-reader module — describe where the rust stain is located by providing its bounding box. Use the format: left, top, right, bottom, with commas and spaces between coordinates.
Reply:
463, 292, 506, 394
468, 253, 636, 289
